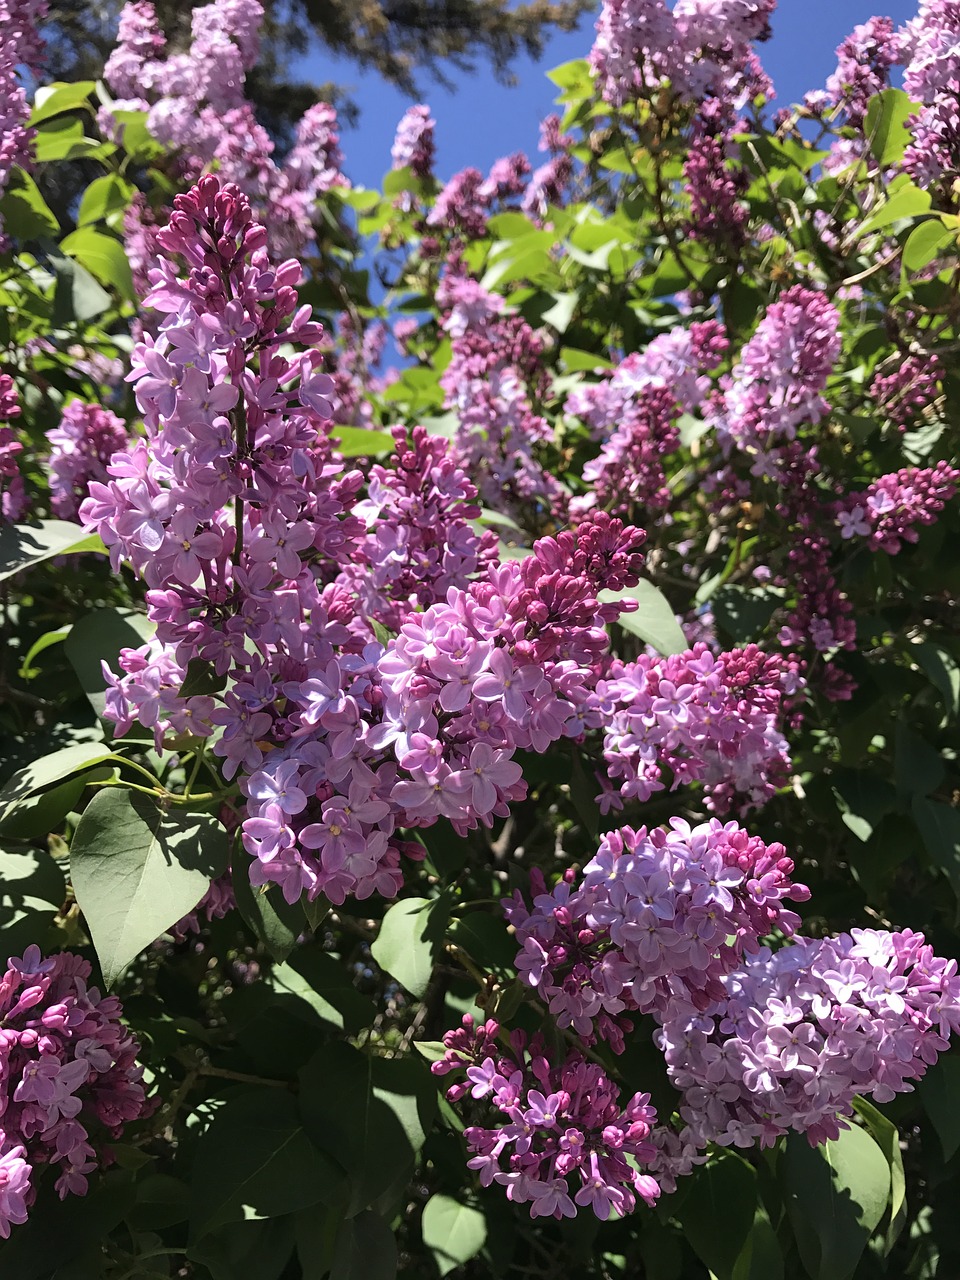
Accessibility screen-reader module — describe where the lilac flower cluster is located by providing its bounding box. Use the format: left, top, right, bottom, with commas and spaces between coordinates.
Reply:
337, 424, 498, 630
437, 266, 568, 517
0, 373, 25, 522
590, 0, 773, 111
391, 104, 436, 179
46, 401, 129, 520
433, 1018, 660, 1220
0, 946, 148, 1237
80, 175, 651, 908
567, 321, 727, 521
683, 102, 748, 250
825, 16, 898, 129
656, 928, 960, 1160
840, 461, 960, 554
523, 119, 573, 220
712, 286, 841, 463
505, 819, 809, 1050
900, 1, 960, 184
0, 0, 46, 250
592, 643, 802, 814
871, 353, 943, 430
104, 0, 348, 256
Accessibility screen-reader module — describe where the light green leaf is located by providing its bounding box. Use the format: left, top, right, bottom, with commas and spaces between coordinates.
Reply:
421, 1195, 487, 1278
370, 894, 450, 997
60, 227, 135, 300
0, 743, 116, 827
903, 219, 956, 272
330, 427, 395, 457
600, 580, 687, 655
781, 1125, 890, 1280
77, 174, 136, 227
852, 1096, 907, 1253
30, 81, 97, 125
865, 89, 919, 169
70, 788, 230, 985
0, 520, 104, 583
0, 168, 59, 240
541, 290, 579, 333
855, 182, 930, 239
33, 116, 112, 163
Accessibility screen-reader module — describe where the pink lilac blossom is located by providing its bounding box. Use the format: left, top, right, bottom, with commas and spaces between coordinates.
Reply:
391, 104, 436, 179
80, 176, 648, 909
683, 102, 748, 249
826, 16, 898, 129
855, 461, 960, 554
437, 267, 568, 519
0, 946, 149, 1236
0, 373, 26, 522
337, 425, 499, 631
104, 0, 348, 256
426, 167, 490, 238
871, 353, 943, 429
0, 0, 47, 250
655, 928, 960, 1162
433, 1018, 660, 1220
712, 286, 841, 461
46, 402, 130, 520
504, 819, 809, 1049
592, 643, 801, 814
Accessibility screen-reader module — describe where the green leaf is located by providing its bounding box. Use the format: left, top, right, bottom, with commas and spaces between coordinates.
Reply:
0, 168, 59, 240
65, 606, 155, 716
188, 1216, 295, 1280
732, 1210, 784, 1280
33, 115, 112, 163
449, 910, 517, 970
541, 290, 579, 333
189, 1089, 344, 1240
232, 856, 303, 962
560, 347, 614, 373
0, 519, 104, 582
30, 81, 97, 125
0, 845, 67, 954
903, 219, 956, 272
70, 788, 230, 985
50, 250, 113, 323
330, 1209, 397, 1280
678, 1152, 757, 1280
77, 173, 136, 227
865, 89, 918, 169
299, 1043, 437, 1216
60, 227, 136, 300
852, 1097, 907, 1253
912, 797, 960, 900
894, 725, 945, 798
273, 946, 377, 1034
0, 1170, 135, 1280
546, 58, 591, 90
913, 640, 960, 717
920, 1052, 960, 1160
331, 426, 395, 456
370, 894, 451, 997
600, 580, 687, 655
712, 585, 783, 643
18, 625, 70, 680
781, 1125, 890, 1280
0, 742, 117, 826
855, 181, 931, 239
422, 1195, 487, 1277
111, 108, 163, 161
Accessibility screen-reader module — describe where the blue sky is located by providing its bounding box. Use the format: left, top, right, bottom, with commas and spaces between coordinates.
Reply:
298, 1, 920, 191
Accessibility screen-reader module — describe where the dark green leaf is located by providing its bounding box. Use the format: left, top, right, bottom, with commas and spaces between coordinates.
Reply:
232, 855, 303, 962
678, 1152, 757, 1280
330, 1209, 397, 1280
65, 607, 154, 716
0, 520, 104, 583
780, 1125, 890, 1280
912, 797, 960, 900
71, 788, 230, 985
920, 1052, 960, 1161
0, 168, 59, 240
189, 1089, 344, 1240
299, 1042, 436, 1217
